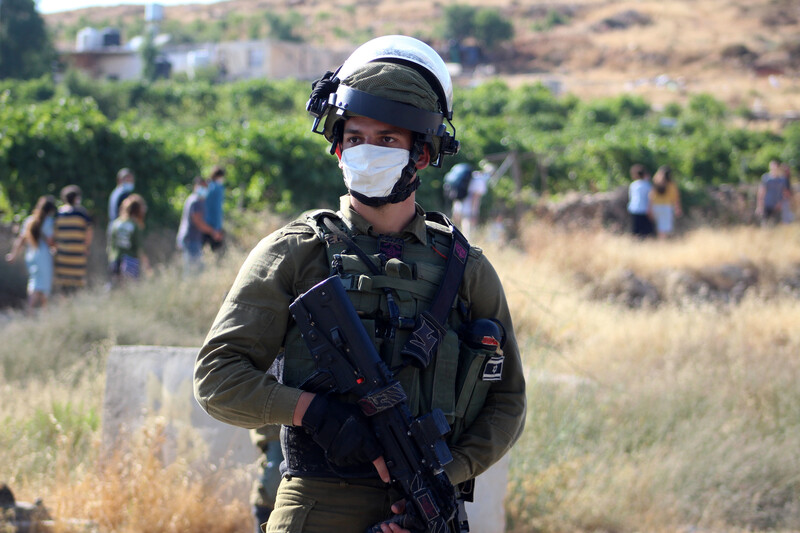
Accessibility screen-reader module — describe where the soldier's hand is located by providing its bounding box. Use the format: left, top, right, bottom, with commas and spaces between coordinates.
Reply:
377, 500, 418, 533
301, 394, 383, 467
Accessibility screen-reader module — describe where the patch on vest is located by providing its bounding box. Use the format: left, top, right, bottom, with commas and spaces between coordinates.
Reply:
378, 235, 404, 260
403, 312, 445, 368
454, 239, 468, 263
482, 355, 504, 382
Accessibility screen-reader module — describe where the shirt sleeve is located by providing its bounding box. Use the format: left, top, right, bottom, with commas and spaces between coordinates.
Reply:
443, 250, 527, 485
42, 216, 55, 239
190, 197, 204, 218
193, 222, 328, 429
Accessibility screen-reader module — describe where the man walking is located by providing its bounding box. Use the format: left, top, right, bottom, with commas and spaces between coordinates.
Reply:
176, 176, 221, 276
54, 185, 93, 292
108, 168, 135, 233
203, 165, 227, 253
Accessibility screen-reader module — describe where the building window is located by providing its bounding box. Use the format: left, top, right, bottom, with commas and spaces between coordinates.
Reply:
248, 48, 264, 68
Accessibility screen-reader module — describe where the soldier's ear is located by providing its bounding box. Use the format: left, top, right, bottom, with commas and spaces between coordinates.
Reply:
415, 144, 431, 170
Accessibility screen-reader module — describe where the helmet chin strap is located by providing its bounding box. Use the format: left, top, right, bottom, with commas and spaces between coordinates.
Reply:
349, 139, 425, 207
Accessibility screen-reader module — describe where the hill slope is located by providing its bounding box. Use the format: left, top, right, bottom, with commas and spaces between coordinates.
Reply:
44, 0, 800, 113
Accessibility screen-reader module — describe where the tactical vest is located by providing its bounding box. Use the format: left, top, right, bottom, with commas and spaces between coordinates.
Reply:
281, 209, 499, 478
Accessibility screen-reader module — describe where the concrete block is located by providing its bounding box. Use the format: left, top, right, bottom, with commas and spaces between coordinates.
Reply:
103, 346, 258, 502
465, 452, 510, 533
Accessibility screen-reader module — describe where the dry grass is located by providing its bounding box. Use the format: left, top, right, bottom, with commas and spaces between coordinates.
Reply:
472, 224, 800, 532
48, 420, 249, 533
2, 218, 800, 532
519, 219, 800, 279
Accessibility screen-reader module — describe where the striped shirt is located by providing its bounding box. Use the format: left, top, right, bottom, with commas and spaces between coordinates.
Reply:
54, 205, 93, 287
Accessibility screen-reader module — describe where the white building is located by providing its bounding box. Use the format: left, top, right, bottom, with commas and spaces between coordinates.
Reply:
61, 31, 349, 82
166, 39, 348, 81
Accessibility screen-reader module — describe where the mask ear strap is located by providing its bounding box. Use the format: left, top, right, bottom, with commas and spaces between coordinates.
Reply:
383, 138, 424, 204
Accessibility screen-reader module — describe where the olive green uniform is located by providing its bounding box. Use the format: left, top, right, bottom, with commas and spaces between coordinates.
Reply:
195, 195, 526, 532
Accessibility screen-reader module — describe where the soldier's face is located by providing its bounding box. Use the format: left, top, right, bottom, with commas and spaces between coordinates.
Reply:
342, 116, 429, 170
342, 116, 413, 151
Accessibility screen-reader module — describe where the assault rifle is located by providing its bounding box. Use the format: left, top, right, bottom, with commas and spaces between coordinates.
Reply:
289, 276, 467, 533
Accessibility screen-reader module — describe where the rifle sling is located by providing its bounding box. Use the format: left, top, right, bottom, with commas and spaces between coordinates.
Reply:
425, 214, 470, 327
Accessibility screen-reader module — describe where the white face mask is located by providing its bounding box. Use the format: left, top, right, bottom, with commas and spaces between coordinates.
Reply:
340, 144, 410, 198
121, 182, 134, 193
196, 186, 208, 198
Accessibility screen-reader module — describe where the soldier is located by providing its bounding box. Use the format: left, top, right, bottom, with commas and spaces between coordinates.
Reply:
194, 35, 526, 533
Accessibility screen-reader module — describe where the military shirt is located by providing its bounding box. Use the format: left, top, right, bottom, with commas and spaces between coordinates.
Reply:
194, 195, 526, 485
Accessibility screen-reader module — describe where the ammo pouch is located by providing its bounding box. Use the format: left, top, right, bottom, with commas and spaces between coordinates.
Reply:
448, 341, 504, 443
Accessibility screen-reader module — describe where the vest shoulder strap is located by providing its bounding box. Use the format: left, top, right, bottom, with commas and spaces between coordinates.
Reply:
423, 210, 456, 239
301, 208, 347, 244
401, 212, 471, 369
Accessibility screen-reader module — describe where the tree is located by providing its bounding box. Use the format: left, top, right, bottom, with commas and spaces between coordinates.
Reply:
140, 28, 158, 82
473, 9, 514, 51
265, 12, 303, 42
0, 0, 56, 79
442, 4, 514, 54
443, 5, 477, 42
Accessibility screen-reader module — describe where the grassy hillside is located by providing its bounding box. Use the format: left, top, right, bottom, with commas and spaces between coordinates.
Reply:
1, 216, 799, 532
44, 0, 800, 113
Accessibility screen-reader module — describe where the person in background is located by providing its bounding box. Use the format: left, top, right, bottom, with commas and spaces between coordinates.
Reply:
780, 162, 794, 224
203, 165, 227, 253
445, 162, 474, 229
54, 185, 94, 293
108, 168, 135, 235
108, 194, 150, 287
250, 425, 284, 533
755, 159, 789, 226
648, 165, 682, 239
5, 195, 57, 312
627, 163, 654, 238
461, 160, 493, 239
176, 176, 222, 276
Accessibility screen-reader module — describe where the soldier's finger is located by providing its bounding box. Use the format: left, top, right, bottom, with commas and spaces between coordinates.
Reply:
390, 499, 406, 514
372, 456, 391, 483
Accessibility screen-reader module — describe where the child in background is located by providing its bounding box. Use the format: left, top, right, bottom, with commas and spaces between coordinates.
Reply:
648, 165, 682, 239
5, 195, 57, 311
627, 163, 654, 238
108, 194, 150, 287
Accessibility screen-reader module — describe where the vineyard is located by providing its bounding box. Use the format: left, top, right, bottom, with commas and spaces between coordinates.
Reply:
2, 72, 799, 231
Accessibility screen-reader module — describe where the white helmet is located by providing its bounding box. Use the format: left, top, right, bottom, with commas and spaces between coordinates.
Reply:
336, 35, 454, 120
307, 35, 459, 170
